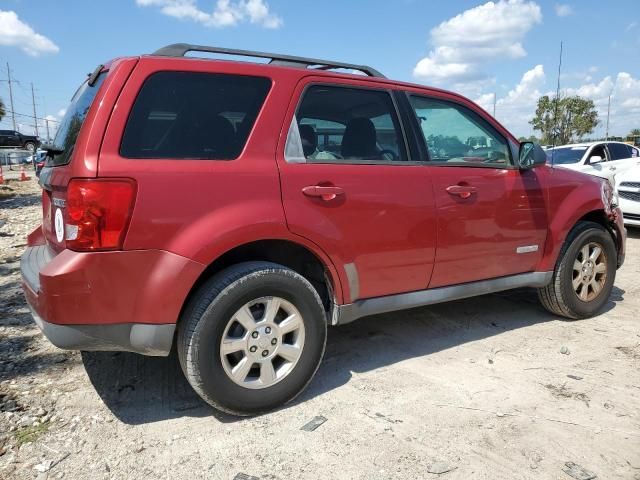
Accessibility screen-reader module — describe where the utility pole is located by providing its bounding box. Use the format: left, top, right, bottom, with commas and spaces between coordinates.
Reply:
605, 94, 611, 141
45, 118, 51, 142
6, 62, 17, 131
492, 92, 497, 117
31, 82, 39, 137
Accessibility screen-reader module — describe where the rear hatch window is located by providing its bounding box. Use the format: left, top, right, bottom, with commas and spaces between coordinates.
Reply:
47, 71, 106, 167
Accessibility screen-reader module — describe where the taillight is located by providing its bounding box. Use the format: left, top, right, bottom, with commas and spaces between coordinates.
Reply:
65, 178, 136, 251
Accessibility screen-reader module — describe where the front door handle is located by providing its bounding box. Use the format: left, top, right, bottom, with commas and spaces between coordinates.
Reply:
302, 185, 345, 201
446, 185, 477, 199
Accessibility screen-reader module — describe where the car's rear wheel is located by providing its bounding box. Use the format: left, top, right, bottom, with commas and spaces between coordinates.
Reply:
178, 261, 327, 415
538, 221, 616, 319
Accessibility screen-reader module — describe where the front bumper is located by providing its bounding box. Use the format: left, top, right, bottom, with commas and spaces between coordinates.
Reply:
20, 236, 204, 356
611, 206, 626, 268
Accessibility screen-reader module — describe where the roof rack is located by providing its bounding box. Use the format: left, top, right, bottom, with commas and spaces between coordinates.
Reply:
151, 43, 386, 78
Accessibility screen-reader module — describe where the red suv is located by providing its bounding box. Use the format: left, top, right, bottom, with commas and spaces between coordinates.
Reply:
21, 44, 626, 415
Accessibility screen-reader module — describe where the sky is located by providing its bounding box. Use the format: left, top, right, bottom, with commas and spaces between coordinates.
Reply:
0, 0, 639, 139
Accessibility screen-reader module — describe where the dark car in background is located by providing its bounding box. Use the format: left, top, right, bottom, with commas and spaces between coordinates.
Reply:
0, 130, 40, 152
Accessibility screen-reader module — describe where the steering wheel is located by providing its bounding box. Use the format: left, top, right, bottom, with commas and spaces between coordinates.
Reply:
380, 149, 398, 161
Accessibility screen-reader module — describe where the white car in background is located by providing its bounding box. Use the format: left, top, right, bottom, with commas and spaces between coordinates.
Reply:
616, 165, 640, 226
546, 141, 640, 185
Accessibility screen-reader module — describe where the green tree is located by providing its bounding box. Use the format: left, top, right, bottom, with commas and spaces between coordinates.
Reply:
0, 98, 5, 121
518, 135, 540, 143
629, 128, 640, 136
530, 95, 599, 145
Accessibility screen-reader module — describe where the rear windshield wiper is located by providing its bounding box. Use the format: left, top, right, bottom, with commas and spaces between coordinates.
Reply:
41, 143, 64, 157
87, 64, 104, 87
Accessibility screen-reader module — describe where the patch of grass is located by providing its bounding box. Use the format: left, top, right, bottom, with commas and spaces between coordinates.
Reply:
14, 421, 50, 446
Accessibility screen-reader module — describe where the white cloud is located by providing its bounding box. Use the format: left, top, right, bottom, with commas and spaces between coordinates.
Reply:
554, 4, 573, 17
474, 66, 640, 137
413, 0, 541, 88
56, 108, 67, 118
475, 64, 546, 134
136, 0, 282, 28
0, 10, 59, 56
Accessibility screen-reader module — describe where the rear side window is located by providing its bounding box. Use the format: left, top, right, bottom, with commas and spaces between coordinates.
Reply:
120, 72, 271, 160
286, 85, 408, 163
608, 143, 633, 160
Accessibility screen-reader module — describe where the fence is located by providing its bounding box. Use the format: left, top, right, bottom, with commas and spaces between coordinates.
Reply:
0, 149, 35, 170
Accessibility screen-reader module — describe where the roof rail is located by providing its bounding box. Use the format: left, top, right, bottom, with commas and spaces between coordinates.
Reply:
151, 43, 386, 78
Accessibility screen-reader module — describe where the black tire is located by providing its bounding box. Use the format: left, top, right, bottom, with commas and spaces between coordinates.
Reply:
177, 261, 327, 416
538, 221, 616, 319
23, 142, 36, 152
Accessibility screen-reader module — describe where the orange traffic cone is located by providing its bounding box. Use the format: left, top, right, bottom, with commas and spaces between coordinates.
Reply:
20, 165, 29, 181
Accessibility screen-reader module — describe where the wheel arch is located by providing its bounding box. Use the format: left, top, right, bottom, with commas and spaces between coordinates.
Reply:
538, 206, 619, 271
179, 238, 344, 326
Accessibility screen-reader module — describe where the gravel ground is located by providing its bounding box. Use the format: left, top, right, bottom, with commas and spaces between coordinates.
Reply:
1, 177, 639, 480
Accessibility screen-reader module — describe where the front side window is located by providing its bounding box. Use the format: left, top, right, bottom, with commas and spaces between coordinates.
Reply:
286, 85, 407, 163
409, 95, 510, 167
121, 72, 271, 160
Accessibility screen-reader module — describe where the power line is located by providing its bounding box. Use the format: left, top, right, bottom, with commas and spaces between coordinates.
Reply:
0, 108, 59, 124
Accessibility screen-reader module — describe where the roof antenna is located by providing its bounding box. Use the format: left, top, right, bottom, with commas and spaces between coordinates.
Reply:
550, 41, 563, 167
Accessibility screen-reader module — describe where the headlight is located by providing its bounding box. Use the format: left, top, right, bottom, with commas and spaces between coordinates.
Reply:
601, 179, 617, 213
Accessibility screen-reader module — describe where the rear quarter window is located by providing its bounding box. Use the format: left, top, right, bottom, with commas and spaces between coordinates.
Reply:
120, 72, 271, 160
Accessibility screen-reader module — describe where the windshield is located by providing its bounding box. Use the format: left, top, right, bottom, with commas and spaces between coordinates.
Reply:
546, 146, 587, 164
48, 71, 106, 166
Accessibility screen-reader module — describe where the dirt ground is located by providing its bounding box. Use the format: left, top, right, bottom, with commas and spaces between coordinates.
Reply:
1, 177, 639, 480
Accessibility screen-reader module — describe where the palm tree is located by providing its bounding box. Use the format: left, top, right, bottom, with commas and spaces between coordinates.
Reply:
630, 128, 640, 136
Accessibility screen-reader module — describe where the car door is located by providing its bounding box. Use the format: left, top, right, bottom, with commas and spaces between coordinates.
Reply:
404, 92, 548, 288
277, 78, 437, 303
607, 142, 639, 176
8, 131, 21, 148
573, 143, 616, 182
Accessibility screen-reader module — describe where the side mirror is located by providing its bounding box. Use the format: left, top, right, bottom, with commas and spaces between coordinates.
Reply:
589, 155, 603, 164
518, 142, 547, 169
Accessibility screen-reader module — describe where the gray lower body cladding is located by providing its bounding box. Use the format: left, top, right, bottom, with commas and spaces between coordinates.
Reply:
334, 271, 553, 325
30, 308, 175, 357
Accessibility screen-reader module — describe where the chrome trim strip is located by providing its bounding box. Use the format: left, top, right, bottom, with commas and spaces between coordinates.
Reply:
335, 271, 553, 325
516, 245, 539, 254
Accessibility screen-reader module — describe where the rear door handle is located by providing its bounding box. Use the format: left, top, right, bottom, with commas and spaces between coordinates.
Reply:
302, 185, 345, 201
446, 185, 477, 199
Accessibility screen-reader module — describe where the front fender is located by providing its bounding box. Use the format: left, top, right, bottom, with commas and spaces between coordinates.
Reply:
537, 176, 608, 271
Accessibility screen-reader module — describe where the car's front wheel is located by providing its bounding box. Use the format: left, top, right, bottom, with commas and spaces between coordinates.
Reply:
538, 221, 616, 319
23, 141, 36, 152
178, 261, 327, 415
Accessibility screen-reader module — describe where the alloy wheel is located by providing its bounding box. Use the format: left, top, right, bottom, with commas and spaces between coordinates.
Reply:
572, 242, 607, 302
219, 296, 305, 389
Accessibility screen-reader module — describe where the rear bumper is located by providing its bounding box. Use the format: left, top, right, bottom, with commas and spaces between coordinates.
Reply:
29, 307, 175, 356
20, 238, 204, 356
